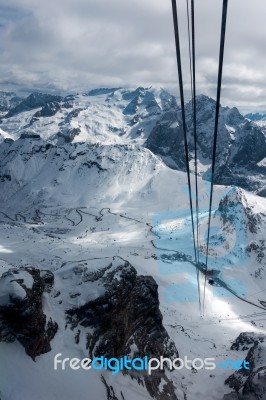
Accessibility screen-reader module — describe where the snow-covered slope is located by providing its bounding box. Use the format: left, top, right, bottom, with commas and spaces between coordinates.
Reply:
1, 88, 265, 195
0, 88, 266, 400
0, 88, 175, 145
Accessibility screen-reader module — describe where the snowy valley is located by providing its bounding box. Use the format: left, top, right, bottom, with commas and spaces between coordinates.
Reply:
0, 87, 265, 400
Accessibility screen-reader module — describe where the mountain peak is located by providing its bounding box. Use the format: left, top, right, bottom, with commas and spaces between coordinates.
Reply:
5, 92, 63, 117
195, 94, 215, 103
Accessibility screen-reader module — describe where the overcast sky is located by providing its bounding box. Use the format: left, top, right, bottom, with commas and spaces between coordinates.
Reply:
0, 0, 265, 113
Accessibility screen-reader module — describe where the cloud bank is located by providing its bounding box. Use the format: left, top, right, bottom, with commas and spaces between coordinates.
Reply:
0, 0, 265, 112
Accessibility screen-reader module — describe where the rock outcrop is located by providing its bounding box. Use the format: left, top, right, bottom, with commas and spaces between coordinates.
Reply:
224, 333, 266, 400
146, 95, 266, 195
66, 260, 179, 400
6, 92, 63, 117
0, 267, 58, 360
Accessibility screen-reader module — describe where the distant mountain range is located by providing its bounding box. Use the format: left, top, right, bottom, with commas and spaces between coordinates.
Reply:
0, 87, 265, 196
245, 112, 266, 121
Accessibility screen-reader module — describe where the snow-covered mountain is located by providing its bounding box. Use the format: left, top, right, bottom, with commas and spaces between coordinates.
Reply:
1, 88, 265, 196
0, 87, 265, 400
147, 94, 266, 195
0, 91, 23, 117
245, 112, 266, 122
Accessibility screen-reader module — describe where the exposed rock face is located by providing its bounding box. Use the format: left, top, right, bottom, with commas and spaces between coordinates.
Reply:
122, 86, 147, 102
123, 88, 161, 116
58, 127, 81, 143
101, 376, 121, 400
231, 332, 265, 351
20, 133, 41, 139
0, 267, 58, 360
64, 108, 83, 123
217, 187, 266, 280
0, 259, 180, 398
224, 333, 266, 400
6, 92, 63, 117
146, 110, 186, 170
257, 186, 266, 198
146, 95, 266, 195
217, 187, 262, 234
88, 88, 120, 96
0, 91, 23, 116
31, 101, 61, 124
66, 260, 179, 400
213, 120, 266, 194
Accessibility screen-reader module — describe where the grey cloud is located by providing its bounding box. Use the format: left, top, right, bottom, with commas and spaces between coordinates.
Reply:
0, 0, 265, 113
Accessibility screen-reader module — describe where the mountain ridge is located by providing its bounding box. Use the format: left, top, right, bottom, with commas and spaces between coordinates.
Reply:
1, 88, 265, 195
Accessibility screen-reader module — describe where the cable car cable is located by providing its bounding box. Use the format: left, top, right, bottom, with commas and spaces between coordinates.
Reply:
190, 0, 201, 311
203, 0, 228, 314
171, 0, 199, 304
